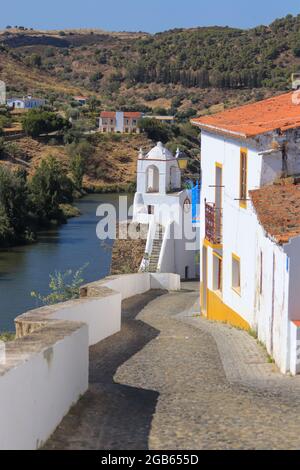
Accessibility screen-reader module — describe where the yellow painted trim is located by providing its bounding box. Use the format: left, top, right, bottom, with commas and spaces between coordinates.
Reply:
212, 251, 223, 261
232, 253, 240, 262
232, 253, 241, 296
207, 289, 250, 331
239, 148, 248, 209
203, 238, 222, 250
215, 162, 223, 169
232, 287, 241, 297
201, 244, 208, 316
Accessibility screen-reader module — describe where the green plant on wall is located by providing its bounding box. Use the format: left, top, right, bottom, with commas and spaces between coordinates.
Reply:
31, 264, 88, 305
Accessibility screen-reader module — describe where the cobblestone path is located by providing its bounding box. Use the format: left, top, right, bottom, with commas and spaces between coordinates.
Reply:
45, 284, 300, 450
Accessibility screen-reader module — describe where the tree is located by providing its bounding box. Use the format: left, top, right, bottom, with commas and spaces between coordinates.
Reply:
0, 166, 31, 245
67, 140, 93, 188
293, 46, 300, 58
29, 156, 73, 224
138, 118, 172, 143
26, 53, 42, 67
88, 95, 101, 112
70, 153, 85, 189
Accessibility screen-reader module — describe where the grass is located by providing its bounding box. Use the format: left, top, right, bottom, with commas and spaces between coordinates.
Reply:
0, 332, 15, 342
248, 331, 276, 364
59, 203, 81, 219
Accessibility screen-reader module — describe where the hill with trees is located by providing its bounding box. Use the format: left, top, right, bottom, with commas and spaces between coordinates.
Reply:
1, 14, 300, 115
0, 15, 300, 112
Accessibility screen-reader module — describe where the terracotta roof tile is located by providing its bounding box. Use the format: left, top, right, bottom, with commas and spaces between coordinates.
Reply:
100, 111, 116, 118
250, 179, 300, 244
123, 112, 142, 118
191, 92, 300, 138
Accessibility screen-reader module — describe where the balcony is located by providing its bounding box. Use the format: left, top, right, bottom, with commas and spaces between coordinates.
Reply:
205, 201, 222, 246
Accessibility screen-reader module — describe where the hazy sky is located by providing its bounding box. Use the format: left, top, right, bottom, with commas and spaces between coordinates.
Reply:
0, 0, 299, 33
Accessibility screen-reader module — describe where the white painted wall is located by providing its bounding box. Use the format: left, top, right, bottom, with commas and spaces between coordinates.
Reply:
102, 273, 151, 300
134, 190, 197, 279
0, 272, 181, 450
289, 321, 300, 376
199, 129, 297, 373
52, 294, 121, 346
150, 273, 181, 291
0, 323, 88, 450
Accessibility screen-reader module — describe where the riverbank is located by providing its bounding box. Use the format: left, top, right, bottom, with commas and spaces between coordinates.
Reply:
0, 193, 131, 332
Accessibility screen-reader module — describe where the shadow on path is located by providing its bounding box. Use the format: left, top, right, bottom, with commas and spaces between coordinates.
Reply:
44, 290, 165, 450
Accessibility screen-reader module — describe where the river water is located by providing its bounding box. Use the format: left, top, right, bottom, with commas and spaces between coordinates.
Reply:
0, 193, 130, 332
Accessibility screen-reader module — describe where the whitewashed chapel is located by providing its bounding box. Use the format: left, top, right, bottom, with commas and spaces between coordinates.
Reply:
132, 142, 199, 280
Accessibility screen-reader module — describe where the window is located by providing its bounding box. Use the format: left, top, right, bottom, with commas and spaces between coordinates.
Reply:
110, 128, 115, 132
125, 128, 129, 133
240, 149, 248, 208
148, 205, 154, 215
103, 127, 107, 133
213, 253, 223, 293
232, 254, 241, 294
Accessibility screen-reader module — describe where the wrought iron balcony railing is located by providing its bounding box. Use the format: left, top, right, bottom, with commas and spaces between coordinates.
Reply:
205, 200, 222, 245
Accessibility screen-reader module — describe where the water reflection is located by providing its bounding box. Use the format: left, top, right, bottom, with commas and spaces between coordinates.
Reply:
0, 193, 131, 331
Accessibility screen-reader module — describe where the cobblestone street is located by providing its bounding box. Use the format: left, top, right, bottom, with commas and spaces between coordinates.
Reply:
45, 283, 300, 450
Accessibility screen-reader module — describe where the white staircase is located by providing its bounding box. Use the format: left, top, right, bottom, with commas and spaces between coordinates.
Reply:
148, 224, 165, 272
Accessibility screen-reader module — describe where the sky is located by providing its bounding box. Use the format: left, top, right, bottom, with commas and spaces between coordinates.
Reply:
0, 0, 300, 33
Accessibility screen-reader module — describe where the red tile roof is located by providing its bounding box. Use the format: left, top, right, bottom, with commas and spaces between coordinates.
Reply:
100, 111, 116, 118
124, 112, 142, 118
191, 92, 300, 139
250, 178, 300, 244
100, 111, 141, 119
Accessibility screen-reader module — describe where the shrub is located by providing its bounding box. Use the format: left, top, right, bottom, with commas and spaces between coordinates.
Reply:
22, 110, 70, 138
31, 264, 88, 305
138, 117, 171, 143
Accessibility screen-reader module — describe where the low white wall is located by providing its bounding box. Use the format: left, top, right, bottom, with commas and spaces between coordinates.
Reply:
289, 322, 300, 376
52, 294, 121, 346
4, 272, 180, 450
0, 323, 88, 450
150, 273, 181, 291
102, 273, 151, 300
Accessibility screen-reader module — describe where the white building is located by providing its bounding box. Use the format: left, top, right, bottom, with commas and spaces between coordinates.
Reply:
192, 91, 300, 375
7, 96, 45, 109
133, 142, 198, 280
99, 111, 141, 133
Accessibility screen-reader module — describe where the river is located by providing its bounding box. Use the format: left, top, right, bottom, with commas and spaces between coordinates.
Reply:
0, 193, 131, 332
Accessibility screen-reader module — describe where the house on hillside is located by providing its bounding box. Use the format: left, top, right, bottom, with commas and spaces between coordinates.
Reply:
192, 91, 300, 375
73, 96, 88, 105
7, 96, 45, 109
99, 111, 141, 133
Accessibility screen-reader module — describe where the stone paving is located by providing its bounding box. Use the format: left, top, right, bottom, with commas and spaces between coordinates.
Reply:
45, 283, 300, 450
